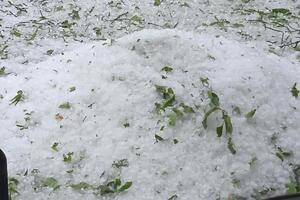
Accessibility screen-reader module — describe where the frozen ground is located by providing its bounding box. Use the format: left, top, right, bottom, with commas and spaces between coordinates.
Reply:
0, 1, 300, 200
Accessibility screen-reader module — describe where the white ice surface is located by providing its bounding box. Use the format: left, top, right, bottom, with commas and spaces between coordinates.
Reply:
1, 29, 300, 199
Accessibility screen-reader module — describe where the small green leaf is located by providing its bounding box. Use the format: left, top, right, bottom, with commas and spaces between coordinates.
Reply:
232, 106, 241, 115
155, 85, 167, 93
272, 8, 291, 15
155, 85, 175, 103
131, 15, 142, 24
46, 49, 54, 56
179, 103, 195, 113
276, 152, 284, 161
123, 122, 130, 128
172, 108, 184, 117
115, 179, 122, 187
162, 94, 175, 108
118, 181, 132, 192
98, 185, 114, 195
154, 0, 161, 6
10, 90, 24, 105
69, 86, 76, 92
245, 109, 256, 119
155, 103, 164, 114
112, 159, 129, 168
155, 134, 164, 142
223, 114, 233, 135
11, 29, 22, 37
207, 90, 220, 107
291, 83, 299, 98
42, 177, 60, 190
202, 107, 218, 129
63, 152, 74, 163
51, 142, 59, 152
168, 194, 178, 200
168, 114, 177, 126
0, 67, 7, 76
200, 77, 209, 87
71, 182, 93, 191
286, 182, 299, 193
61, 20, 74, 29
216, 124, 223, 137
161, 66, 173, 73
228, 137, 236, 154
249, 157, 257, 166
8, 177, 20, 196
69, 10, 80, 20
59, 102, 71, 109
276, 147, 293, 161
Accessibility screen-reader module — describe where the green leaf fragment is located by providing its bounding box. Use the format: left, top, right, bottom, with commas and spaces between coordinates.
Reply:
51, 142, 59, 152
207, 90, 220, 107
11, 29, 22, 37
162, 94, 175, 108
291, 83, 299, 98
276, 147, 293, 161
245, 109, 256, 119
61, 20, 75, 29
232, 106, 241, 115
117, 181, 132, 192
63, 152, 73, 163
216, 124, 223, 137
59, 102, 71, 109
155, 103, 164, 114
276, 152, 284, 161
69, 86, 76, 92
202, 107, 218, 129
155, 134, 164, 142
112, 159, 129, 168
228, 137, 236, 154
286, 182, 299, 193
223, 114, 233, 135
10, 90, 24, 105
172, 108, 184, 117
0, 67, 7, 76
8, 177, 20, 197
46, 49, 54, 55
71, 182, 93, 191
168, 194, 178, 200
131, 15, 143, 24
272, 8, 291, 15
200, 77, 209, 87
168, 113, 177, 126
69, 10, 80, 20
179, 103, 195, 113
161, 66, 173, 73
42, 177, 60, 190
154, 0, 161, 6
96, 179, 133, 195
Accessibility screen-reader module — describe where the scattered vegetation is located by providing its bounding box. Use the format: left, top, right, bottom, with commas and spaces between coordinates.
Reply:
154, 84, 194, 126
201, 79, 236, 154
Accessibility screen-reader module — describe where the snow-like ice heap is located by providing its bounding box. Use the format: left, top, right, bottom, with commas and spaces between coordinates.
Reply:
1, 29, 300, 199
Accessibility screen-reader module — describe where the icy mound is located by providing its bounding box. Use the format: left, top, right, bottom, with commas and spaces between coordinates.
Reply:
1, 29, 300, 200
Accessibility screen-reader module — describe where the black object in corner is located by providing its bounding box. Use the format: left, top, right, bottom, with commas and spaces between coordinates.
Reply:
0, 149, 8, 200
265, 193, 300, 200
